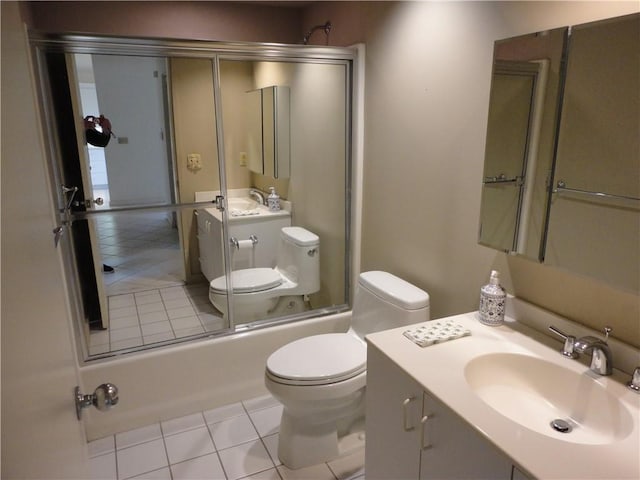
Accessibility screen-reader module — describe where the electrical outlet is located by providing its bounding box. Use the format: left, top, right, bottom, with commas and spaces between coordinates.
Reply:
187, 153, 202, 171
239, 152, 248, 167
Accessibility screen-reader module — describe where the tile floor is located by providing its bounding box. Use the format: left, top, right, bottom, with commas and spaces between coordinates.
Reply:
96, 210, 185, 297
89, 194, 222, 355
88, 284, 226, 355
88, 394, 365, 480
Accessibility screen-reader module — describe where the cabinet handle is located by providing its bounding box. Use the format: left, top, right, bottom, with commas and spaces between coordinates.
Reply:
402, 396, 416, 431
420, 415, 432, 450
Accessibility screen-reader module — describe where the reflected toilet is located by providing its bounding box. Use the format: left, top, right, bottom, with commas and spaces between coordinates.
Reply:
209, 227, 320, 321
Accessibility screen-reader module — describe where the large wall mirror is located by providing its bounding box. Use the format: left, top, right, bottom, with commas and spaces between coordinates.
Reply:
479, 13, 639, 293
30, 34, 355, 360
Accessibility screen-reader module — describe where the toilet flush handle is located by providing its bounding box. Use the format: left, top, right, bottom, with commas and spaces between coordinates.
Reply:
307, 248, 318, 256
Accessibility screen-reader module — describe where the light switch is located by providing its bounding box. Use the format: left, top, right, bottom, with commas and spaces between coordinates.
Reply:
187, 153, 202, 171
239, 152, 248, 167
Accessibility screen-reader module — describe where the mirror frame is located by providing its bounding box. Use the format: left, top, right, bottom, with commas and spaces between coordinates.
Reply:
29, 31, 358, 361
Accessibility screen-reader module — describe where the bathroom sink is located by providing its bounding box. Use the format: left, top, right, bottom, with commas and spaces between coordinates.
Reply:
228, 198, 259, 211
464, 353, 633, 444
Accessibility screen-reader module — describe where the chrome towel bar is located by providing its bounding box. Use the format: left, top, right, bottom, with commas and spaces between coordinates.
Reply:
554, 180, 640, 204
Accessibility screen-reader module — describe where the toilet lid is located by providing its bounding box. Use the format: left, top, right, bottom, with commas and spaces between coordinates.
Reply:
210, 268, 282, 294
266, 333, 366, 386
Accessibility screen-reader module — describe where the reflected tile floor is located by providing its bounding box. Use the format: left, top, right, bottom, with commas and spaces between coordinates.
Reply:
95, 211, 184, 297
89, 284, 226, 355
88, 394, 365, 480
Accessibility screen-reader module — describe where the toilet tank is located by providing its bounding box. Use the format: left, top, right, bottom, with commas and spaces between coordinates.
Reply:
351, 271, 430, 339
277, 227, 320, 294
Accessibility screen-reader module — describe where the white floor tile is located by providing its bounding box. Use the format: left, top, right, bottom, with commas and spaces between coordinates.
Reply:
129, 467, 172, 479
209, 414, 259, 450
141, 321, 173, 336
111, 336, 144, 351
89, 343, 111, 356
163, 297, 192, 310
162, 412, 206, 437
116, 424, 162, 450
242, 468, 282, 480
261, 434, 281, 466
137, 302, 166, 314
88, 436, 115, 458
327, 449, 365, 480
164, 426, 215, 465
116, 439, 168, 480
134, 292, 162, 305
174, 325, 205, 338
159, 286, 188, 300
110, 315, 141, 330
277, 462, 337, 480
139, 310, 170, 324
110, 306, 138, 319
218, 440, 275, 480
89, 451, 117, 480
167, 306, 197, 320
170, 453, 226, 480
248, 405, 283, 437
143, 332, 176, 345
243, 395, 280, 412
110, 325, 142, 342
90, 330, 110, 346
203, 402, 245, 424
109, 294, 135, 308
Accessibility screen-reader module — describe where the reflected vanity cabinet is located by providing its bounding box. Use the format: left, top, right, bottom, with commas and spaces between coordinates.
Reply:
365, 345, 527, 480
196, 208, 291, 282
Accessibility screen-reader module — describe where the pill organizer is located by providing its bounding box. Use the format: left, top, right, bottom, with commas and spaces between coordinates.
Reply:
403, 320, 471, 347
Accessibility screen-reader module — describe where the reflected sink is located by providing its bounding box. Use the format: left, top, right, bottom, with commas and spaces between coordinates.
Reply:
464, 353, 633, 444
227, 198, 261, 216
228, 198, 259, 210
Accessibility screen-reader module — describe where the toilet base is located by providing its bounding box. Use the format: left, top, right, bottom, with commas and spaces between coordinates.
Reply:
276, 391, 366, 470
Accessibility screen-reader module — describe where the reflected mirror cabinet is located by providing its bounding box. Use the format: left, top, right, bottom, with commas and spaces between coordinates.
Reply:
479, 13, 639, 293
30, 33, 356, 360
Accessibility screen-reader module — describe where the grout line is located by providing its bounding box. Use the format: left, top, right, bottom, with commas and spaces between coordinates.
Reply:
157, 422, 175, 480
204, 420, 229, 480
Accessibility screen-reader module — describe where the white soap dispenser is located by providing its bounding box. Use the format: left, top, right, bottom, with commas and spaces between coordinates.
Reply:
478, 270, 506, 326
267, 186, 280, 211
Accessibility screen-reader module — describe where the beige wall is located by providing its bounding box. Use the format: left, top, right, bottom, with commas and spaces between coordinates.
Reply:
304, 1, 640, 347
170, 58, 220, 280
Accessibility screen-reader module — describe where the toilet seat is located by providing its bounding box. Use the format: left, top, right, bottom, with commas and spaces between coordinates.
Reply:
210, 268, 282, 294
266, 333, 366, 386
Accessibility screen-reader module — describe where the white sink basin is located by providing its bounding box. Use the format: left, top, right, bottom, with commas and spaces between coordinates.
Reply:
464, 353, 633, 444
228, 198, 259, 211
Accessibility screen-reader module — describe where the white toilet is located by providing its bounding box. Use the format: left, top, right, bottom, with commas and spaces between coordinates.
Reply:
209, 226, 320, 321
265, 271, 430, 469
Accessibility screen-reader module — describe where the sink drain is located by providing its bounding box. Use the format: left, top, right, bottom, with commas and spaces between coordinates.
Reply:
550, 419, 572, 433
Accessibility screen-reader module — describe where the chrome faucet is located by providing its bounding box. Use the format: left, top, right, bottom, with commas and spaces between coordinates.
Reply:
548, 326, 579, 359
574, 327, 613, 376
249, 189, 266, 205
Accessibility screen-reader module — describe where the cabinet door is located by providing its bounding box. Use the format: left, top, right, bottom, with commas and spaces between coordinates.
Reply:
419, 392, 512, 480
365, 346, 424, 480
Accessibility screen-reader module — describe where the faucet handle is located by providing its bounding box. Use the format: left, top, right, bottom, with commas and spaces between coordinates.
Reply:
548, 326, 579, 359
603, 326, 612, 342
628, 367, 640, 393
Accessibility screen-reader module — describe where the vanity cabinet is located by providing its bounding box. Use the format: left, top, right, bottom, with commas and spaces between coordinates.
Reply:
196, 208, 291, 282
366, 345, 514, 480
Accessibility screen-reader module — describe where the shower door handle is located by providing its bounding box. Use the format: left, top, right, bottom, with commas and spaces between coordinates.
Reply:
214, 195, 225, 211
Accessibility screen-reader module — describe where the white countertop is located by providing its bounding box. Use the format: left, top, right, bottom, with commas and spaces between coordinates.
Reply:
366, 312, 640, 479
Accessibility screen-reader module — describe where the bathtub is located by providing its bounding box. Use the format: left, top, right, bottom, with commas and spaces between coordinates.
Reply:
80, 311, 351, 440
